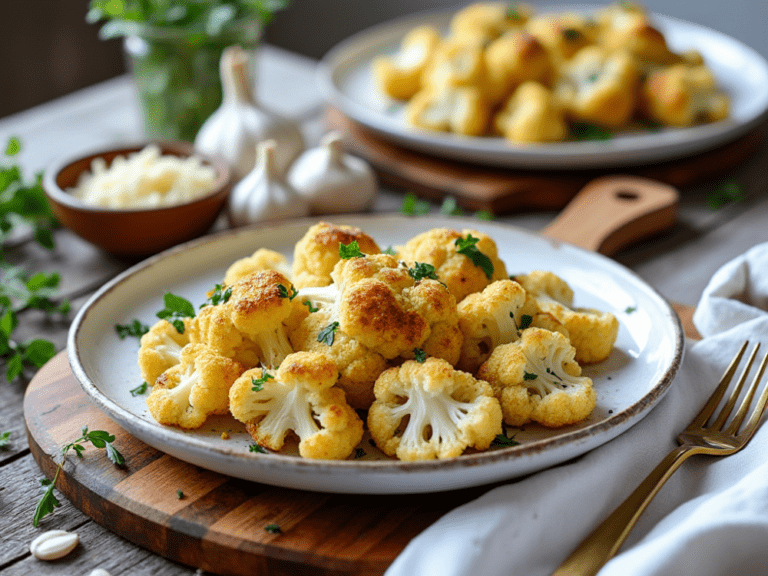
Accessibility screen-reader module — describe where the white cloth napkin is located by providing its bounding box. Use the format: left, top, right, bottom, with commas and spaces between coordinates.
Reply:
386, 243, 768, 576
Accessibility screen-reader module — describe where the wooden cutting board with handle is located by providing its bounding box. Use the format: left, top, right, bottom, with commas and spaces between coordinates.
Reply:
24, 182, 696, 576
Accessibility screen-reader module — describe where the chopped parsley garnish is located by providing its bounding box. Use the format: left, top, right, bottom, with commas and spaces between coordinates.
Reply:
129, 382, 148, 397
277, 283, 298, 300
625, 306, 637, 314
408, 261, 439, 282
317, 322, 339, 346
489, 433, 520, 449
176, 489, 184, 499
0, 431, 10, 450
454, 234, 494, 279
523, 371, 538, 381
201, 283, 232, 307
115, 319, 149, 340
562, 28, 581, 41
587, 72, 599, 83
440, 196, 464, 216
339, 240, 365, 259
518, 314, 533, 330
506, 4, 522, 20
414, 348, 427, 363
249, 444, 268, 454
474, 209, 494, 221
156, 292, 195, 334
382, 246, 397, 255
251, 372, 274, 392
546, 367, 563, 381
265, 523, 282, 534
570, 122, 613, 141
303, 299, 319, 313
401, 192, 431, 215
354, 448, 366, 459
707, 180, 744, 210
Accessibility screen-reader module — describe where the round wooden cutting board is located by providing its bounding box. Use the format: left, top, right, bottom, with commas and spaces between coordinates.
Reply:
24, 352, 490, 576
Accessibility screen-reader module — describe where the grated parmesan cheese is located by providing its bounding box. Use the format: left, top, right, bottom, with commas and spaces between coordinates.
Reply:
70, 145, 218, 209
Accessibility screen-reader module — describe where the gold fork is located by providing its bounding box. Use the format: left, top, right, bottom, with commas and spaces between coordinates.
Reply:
552, 340, 768, 576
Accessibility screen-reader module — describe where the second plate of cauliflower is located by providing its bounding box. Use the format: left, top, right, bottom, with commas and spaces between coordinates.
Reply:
69, 215, 683, 494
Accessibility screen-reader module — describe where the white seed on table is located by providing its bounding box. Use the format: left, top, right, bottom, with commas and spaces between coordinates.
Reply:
29, 529, 79, 560
88, 569, 112, 576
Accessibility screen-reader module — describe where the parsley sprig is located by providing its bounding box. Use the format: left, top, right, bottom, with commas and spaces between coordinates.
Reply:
489, 433, 520, 449
33, 425, 124, 527
251, 371, 274, 392
317, 321, 339, 346
115, 319, 149, 340
277, 283, 298, 300
0, 431, 10, 449
400, 192, 431, 215
454, 234, 494, 279
156, 292, 196, 334
407, 262, 439, 282
201, 283, 232, 307
339, 240, 365, 259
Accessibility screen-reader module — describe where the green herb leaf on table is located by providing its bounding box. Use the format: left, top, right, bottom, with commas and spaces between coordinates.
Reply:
115, 319, 149, 340
474, 209, 494, 221
0, 430, 10, 449
707, 180, 744, 210
317, 321, 339, 346
440, 196, 464, 216
177, 489, 184, 499
454, 234, 494, 279
264, 523, 282, 534
156, 292, 196, 334
401, 192, 431, 215
339, 240, 364, 259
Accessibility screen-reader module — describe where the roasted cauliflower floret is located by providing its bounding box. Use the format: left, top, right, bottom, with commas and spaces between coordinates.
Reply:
493, 81, 568, 143
456, 279, 527, 373
223, 248, 292, 287
138, 318, 192, 385
516, 270, 618, 364
397, 228, 508, 303
483, 31, 552, 103
228, 351, 363, 459
292, 222, 380, 289
373, 25, 441, 100
640, 64, 730, 127
420, 40, 486, 90
449, 2, 532, 46
146, 343, 243, 429
406, 85, 490, 136
368, 357, 502, 461
526, 13, 597, 64
554, 46, 639, 128
477, 328, 596, 427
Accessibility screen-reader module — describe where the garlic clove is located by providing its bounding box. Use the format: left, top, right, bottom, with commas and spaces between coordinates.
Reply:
227, 140, 309, 227
286, 132, 378, 215
30, 529, 79, 560
194, 45, 305, 179
88, 570, 113, 576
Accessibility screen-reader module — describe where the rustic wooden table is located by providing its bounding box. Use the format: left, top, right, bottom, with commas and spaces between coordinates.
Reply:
2, 44, 768, 575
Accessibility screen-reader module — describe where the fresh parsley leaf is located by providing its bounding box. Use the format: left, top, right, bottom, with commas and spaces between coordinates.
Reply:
707, 180, 744, 210
115, 319, 149, 340
489, 433, 520, 449
401, 192, 431, 215
317, 321, 339, 346
33, 479, 61, 527
339, 240, 365, 259
382, 245, 397, 255
277, 283, 298, 300
570, 122, 613, 141
251, 372, 273, 392
5, 137, 21, 156
440, 196, 464, 216
156, 292, 195, 334
0, 431, 10, 449
265, 523, 282, 534
454, 234, 494, 279
519, 314, 533, 330
407, 261, 439, 282
201, 283, 232, 307
625, 306, 637, 314
249, 443, 268, 453
354, 448, 366, 459
562, 28, 581, 41
176, 489, 184, 499
523, 371, 538, 381
130, 382, 148, 396
474, 210, 494, 221
413, 348, 427, 363
302, 299, 318, 313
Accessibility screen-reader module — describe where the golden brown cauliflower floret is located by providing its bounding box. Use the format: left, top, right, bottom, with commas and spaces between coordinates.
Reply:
477, 328, 596, 427
223, 248, 292, 287
516, 270, 618, 364
373, 25, 441, 100
138, 318, 192, 385
456, 279, 527, 373
397, 228, 508, 303
483, 31, 552, 103
596, 6, 680, 70
368, 357, 502, 461
292, 222, 380, 289
406, 85, 491, 137
146, 343, 243, 429
640, 64, 729, 127
493, 81, 568, 143
526, 13, 598, 64
554, 46, 640, 128
293, 253, 462, 408
420, 40, 487, 90
228, 351, 363, 459
449, 2, 532, 47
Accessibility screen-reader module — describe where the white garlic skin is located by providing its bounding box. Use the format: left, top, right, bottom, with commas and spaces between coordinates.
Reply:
88, 570, 112, 576
29, 529, 79, 560
194, 45, 304, 179
228, 140, 309, 227
287, 133, 377, 215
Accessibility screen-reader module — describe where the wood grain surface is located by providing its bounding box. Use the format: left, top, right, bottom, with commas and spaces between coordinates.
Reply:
326, 107, 763, 213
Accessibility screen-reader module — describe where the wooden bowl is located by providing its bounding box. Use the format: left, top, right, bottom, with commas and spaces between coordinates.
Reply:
43, 141, 233, 257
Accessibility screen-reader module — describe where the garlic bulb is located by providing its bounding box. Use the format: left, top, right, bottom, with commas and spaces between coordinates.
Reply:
228, 140, 309, 227
194, 45, 304, 179
287, 132, 377, 214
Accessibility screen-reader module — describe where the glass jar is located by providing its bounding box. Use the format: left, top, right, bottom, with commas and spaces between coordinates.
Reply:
122, 19, 261, 142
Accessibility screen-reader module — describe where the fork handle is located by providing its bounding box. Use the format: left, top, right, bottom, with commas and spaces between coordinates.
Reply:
552, 445, 703, 576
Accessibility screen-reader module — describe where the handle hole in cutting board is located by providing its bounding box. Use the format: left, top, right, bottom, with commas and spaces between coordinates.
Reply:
615, 190, 640, 201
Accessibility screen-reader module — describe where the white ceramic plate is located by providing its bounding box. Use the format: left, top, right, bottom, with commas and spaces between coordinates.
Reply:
317, 6, 768, 169
68, 215, 683, 494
